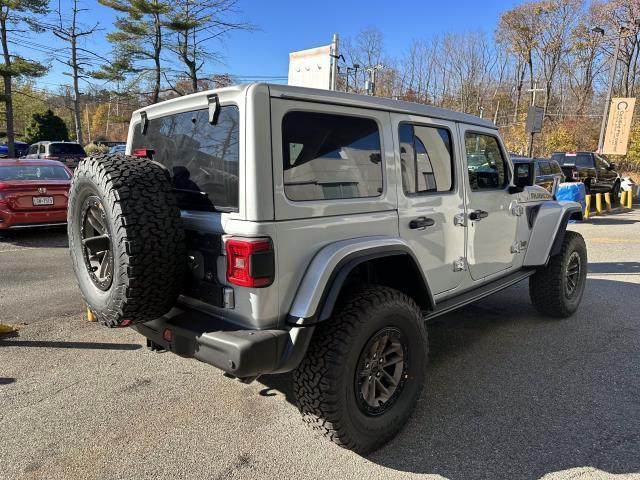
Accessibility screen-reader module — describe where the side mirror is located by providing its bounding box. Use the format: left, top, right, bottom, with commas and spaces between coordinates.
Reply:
509, 162, 534, 194
608, 162, 617, 170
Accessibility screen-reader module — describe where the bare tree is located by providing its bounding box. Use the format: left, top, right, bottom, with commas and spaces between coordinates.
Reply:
52, 0, 101, 144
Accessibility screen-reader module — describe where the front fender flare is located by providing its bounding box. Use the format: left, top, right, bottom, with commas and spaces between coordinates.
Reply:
523, 201, 582, 267
287, 236, 433, 326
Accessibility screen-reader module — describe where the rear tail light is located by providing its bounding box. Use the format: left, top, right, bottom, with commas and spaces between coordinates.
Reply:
133, 149, 154, 158
225, 238, 274, 288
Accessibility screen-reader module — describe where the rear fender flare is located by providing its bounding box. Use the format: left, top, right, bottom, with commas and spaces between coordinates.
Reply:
287, 237, 433, 326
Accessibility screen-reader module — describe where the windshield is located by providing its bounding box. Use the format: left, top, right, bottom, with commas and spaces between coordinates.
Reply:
131, 105, 239, 212
0, 165, 70, 180
552, 153, 592, 168
50, 143, 86, 155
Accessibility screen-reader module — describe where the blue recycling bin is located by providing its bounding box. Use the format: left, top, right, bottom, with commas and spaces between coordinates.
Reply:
556, 182, 586, 222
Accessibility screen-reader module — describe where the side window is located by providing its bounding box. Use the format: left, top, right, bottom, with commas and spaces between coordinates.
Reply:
27, 145, 38, 155
398, 123, 453, 195
464, 132, 509, 191
282, 111, 382, 201
595, 155, 609, 169
534, 162, 541, 177
551, 161, 562, 174
39, 144, 45, 154
540, 161, 552, 175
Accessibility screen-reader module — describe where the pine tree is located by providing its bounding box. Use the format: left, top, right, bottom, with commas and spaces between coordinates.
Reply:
0, 0, 49, 157
24, 109, 70, 144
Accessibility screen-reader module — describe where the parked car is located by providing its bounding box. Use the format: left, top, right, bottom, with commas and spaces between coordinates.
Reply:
511, 156, 565, 194
24, 141, 87, 169
0, 141, 29, 158
67, 84, 586, 454
551, 151, 620, 196
0, 159, 72, 230
108, 144, 126, 154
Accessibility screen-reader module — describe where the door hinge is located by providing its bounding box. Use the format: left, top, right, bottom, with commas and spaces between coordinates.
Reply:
510, 240, 528, 254
453, 257, 468, 272
510, 201, 524, 216
453, 213, 466, 227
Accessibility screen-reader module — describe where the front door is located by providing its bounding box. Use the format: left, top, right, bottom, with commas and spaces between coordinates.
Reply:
461, 127, 519, 281
393, 114, 466, 295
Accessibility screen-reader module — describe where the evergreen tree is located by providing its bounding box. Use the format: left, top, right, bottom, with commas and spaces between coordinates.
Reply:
24, 109, 70, 143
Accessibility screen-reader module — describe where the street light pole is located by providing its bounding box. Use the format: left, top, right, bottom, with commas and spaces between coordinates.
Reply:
597, 29, 623, 153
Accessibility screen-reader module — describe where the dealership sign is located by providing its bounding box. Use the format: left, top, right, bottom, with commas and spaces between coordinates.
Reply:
603, 97, 636, 155
288, 45, 332, 90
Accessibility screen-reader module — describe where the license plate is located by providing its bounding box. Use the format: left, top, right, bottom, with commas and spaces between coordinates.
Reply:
33, 196, 54, 206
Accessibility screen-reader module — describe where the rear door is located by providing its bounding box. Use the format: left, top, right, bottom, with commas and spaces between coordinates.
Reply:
460, 126, 519, 281
392, 114, 466, 295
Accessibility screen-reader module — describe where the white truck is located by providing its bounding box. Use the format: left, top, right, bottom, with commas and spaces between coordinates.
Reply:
67, 84, 587, 453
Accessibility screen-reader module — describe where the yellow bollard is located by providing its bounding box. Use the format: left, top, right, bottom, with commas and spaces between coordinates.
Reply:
620, 191, 627, 208
595, 193, 602, 215
87, 307, 96, 322
627, 190, 633, 209
584, 194, 591, 219
604, 192, 612, 212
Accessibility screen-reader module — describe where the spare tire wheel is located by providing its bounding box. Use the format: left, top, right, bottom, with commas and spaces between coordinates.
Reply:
68, 153, 186, 327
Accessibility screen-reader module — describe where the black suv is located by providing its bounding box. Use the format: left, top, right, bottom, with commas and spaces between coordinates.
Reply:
551, 151, 620, 196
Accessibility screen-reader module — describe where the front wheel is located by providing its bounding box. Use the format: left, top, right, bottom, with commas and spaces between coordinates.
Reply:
529, 231, 587, 318
611, 181, 621, 205
293, 285, 427, 454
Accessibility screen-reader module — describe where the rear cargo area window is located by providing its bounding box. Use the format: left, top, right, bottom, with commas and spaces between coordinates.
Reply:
282, 111, 383, 201
131, 105, 239, 212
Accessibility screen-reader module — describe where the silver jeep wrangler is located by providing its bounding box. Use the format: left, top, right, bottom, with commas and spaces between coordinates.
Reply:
67, 84, 586, 453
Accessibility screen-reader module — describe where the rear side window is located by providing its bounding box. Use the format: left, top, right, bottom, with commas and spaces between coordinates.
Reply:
464, 132, 509, 190
131, 106, 240, 211
282, 111, 383, 201
556, 153, 592, 168
540, 161, 552, 175
50, 143, 86, 155
398, 124, 453, 194
550, 161, 562, 174
0, 165, 70, 180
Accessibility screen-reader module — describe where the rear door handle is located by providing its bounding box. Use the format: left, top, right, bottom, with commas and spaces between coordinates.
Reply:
409, 216, 435, 230
469, 210, 489, 221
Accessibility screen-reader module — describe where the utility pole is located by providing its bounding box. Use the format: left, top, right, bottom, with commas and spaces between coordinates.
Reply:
526, 80, 545, 157
330, 33, 339, 91
366, 64, 384, 96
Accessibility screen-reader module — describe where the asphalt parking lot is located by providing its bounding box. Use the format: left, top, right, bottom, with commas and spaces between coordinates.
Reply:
1, 212, 639, 480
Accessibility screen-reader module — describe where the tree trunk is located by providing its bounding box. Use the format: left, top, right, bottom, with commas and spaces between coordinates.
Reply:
152, 11, 161, 104
71, 36, 83, 144
0, 17, 15, 158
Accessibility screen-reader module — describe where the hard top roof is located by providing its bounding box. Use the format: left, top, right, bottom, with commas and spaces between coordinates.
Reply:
134, 83, 497, 129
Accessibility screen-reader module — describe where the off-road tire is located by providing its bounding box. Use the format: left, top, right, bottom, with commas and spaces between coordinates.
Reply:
611, 180, 621, 205
293, 285, 427, 454
529, 230, 587, 318
68, 154, 186, 327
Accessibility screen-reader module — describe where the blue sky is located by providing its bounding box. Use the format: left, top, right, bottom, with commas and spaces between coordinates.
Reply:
12, 0, 516, 90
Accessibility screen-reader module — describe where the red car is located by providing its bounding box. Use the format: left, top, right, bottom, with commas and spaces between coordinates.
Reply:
0, 159, 72, 230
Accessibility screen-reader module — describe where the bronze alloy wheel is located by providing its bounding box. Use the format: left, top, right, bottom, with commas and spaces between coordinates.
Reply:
80, 195, 113, 291
355, 327, 408, 416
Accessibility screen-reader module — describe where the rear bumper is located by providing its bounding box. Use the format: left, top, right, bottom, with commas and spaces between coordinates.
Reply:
0, 207, 67, 229
133, 307, 315, 379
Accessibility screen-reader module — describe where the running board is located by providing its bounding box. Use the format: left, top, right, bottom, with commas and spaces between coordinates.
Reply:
425, 269, 535, 321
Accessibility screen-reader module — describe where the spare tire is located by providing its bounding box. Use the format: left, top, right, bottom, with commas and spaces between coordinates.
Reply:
68, 154, 186, 327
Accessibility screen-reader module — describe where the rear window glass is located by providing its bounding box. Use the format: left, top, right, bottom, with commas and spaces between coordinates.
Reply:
553, 153, 592, 168
131, 106, 239, 211
50, 143, 86, 155
282, 111, 383, 201
0, 165, 70, 180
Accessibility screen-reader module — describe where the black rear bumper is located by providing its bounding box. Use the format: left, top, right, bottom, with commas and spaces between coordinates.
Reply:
133, 307, 315, 379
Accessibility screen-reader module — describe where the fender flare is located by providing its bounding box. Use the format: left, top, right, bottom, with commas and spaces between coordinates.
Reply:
523, 201, 582, 267
287, 237, 434, 326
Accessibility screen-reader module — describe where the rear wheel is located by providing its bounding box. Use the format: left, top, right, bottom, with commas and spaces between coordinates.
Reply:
293, 285, 427, 454
611, 181, 621, 205
529, 231, 587, 318
68, 154, 186, 327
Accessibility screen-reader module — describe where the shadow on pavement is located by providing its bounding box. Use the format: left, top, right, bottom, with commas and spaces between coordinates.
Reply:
259, 277, 640, 479
588, 262, 640, 274
0, 339, 142, 350
0, 227, 68, 248
0, 377, 16, 385
584, 217, 639, 225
